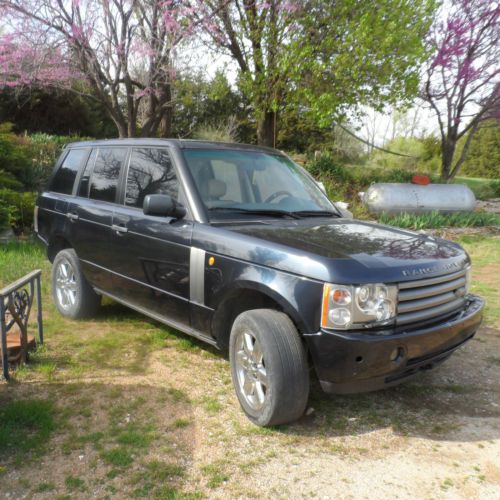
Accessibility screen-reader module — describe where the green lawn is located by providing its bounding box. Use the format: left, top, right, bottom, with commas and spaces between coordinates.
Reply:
454, 176, 499, 199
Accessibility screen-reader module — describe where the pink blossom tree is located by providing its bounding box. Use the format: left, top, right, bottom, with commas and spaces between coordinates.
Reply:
0, 0, 211, 137
422, 0, 500, 181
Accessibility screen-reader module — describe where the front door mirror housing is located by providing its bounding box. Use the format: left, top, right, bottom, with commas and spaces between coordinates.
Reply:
143, 194, 186, 219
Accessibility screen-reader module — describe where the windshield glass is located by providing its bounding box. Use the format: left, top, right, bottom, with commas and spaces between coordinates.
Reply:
182, 149, 335, 215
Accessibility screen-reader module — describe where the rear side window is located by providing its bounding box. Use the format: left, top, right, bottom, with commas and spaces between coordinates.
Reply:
89, 148, 127, 203
51, 148, 88, 195
125, 148, 179, 208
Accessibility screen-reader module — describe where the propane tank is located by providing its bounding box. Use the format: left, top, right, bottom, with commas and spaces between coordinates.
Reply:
364, 183, 476, 215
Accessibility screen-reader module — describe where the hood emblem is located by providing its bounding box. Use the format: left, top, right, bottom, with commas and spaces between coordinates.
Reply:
402, 261, 462, 277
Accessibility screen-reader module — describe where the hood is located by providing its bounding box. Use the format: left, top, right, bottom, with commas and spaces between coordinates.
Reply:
196, 218, 469, 284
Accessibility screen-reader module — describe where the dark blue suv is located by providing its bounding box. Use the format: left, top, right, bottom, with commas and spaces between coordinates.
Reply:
35, 139, 484, 426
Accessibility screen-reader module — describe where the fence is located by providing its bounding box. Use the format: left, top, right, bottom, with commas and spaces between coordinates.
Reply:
1, 269, 43, 380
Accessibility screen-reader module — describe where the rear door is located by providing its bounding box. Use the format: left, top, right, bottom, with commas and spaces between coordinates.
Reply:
109, 146, 193, 327
68, 146, 129, 293
37, 147, 90, 244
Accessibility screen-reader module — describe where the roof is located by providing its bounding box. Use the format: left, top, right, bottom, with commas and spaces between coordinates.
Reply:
64, 138, 283, 155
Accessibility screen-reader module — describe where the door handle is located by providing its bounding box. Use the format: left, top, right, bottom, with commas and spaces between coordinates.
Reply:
112, 224, 128, 234
66, 212, 79, 221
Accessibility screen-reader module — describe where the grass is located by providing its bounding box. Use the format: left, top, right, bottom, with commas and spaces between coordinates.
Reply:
64, 475, 86, 491
200, 462, 230, 488
454, 176, 500, 200
100, 447, 134, 467
0, 399, 56, 461
378, 210, 499, 230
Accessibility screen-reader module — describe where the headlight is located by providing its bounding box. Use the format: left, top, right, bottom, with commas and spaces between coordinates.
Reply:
321, 283, 398, 330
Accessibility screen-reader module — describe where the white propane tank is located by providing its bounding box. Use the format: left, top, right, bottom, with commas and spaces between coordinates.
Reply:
364, 183, 476, 215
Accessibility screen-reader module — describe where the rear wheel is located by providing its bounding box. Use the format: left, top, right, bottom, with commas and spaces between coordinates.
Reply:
52, 249, 101, 319
229, 309, 309, 426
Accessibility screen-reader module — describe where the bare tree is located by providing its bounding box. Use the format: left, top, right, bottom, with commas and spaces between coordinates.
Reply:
0, 0, 199, 137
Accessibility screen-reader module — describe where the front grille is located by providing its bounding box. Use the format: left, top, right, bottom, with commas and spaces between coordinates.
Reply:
397, 268, 467, 325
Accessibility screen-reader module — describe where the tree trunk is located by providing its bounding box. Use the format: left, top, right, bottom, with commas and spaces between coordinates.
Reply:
440, 137, 456, 182
257, 110, 276, 147
159, 85, 173, 137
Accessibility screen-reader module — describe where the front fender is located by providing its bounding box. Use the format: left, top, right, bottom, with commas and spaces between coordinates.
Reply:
205, 254, 323, 334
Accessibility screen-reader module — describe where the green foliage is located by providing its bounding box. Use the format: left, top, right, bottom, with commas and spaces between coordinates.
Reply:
368, 136, 441, 174
0, 188, 37, 233
0, 123, 32, 188
295, 1, 436, 128
379, 211, 500, 230
172, 71, 254, 143
460, 121, 500, 179
454, 177, 500, 200
0, 87, 116, 138
0, 122, 90, 191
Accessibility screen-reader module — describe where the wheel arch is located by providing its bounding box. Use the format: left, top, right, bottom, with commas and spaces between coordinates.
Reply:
47, 234, 72, 262
211, 280, 307, 351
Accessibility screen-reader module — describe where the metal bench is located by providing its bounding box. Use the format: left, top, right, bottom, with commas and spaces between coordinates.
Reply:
1, 270, 43, 380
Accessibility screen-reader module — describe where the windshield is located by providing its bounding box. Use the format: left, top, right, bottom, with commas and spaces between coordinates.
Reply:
182, 148, 335, 216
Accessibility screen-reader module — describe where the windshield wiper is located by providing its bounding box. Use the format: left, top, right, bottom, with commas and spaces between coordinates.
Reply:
291, 210, 340, 218
209, 207, 301, 219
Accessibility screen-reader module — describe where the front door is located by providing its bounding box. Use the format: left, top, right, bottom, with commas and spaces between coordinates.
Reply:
109, 147, 192, 327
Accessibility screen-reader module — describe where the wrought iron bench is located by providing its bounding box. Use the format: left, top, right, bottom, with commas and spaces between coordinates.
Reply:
1, 270, 43, 380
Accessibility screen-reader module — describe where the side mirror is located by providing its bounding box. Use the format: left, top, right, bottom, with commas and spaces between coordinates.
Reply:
143, 194, 186, 219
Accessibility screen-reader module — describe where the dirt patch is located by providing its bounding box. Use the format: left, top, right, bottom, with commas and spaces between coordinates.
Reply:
477, 198, 500, 214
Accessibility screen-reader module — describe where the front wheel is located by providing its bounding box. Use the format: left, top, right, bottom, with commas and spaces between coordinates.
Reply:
52, 248, 101, 319
229, 309, 309, 426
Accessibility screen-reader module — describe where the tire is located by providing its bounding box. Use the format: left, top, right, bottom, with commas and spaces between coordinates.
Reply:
229, 309, 309, 426
52, 248, 101, 319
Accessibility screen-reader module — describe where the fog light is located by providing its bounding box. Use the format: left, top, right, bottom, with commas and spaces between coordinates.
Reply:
390, 347, 404, 362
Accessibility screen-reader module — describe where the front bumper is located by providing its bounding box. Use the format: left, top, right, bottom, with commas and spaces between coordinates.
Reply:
305, 295, 484, 394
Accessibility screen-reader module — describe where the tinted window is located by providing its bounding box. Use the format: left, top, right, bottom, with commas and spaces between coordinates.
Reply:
125, 148, 178, 208
211, 161, 243, 202
89, 148, 127, 203
77, 149, 97, 198
51, 148, 88, 195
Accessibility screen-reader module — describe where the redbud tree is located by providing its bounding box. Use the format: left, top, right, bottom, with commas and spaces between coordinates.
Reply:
422, 0, 500, 181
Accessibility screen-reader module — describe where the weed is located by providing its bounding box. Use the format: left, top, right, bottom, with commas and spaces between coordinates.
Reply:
34, 482, 55, 493
115, 423, 155, 449
101, 447, 134, 467
199, 395, 222, 414
201, 462, 230, 488
172, 418, 191, 428
441, 478, 454, 490
65, 475, 86, 491
167, 387, 188, 402
146, 460, 185, 480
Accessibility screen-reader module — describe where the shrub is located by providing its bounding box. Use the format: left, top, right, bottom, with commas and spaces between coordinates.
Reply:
0, 189, 37, 234
0, 123, 32, 189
